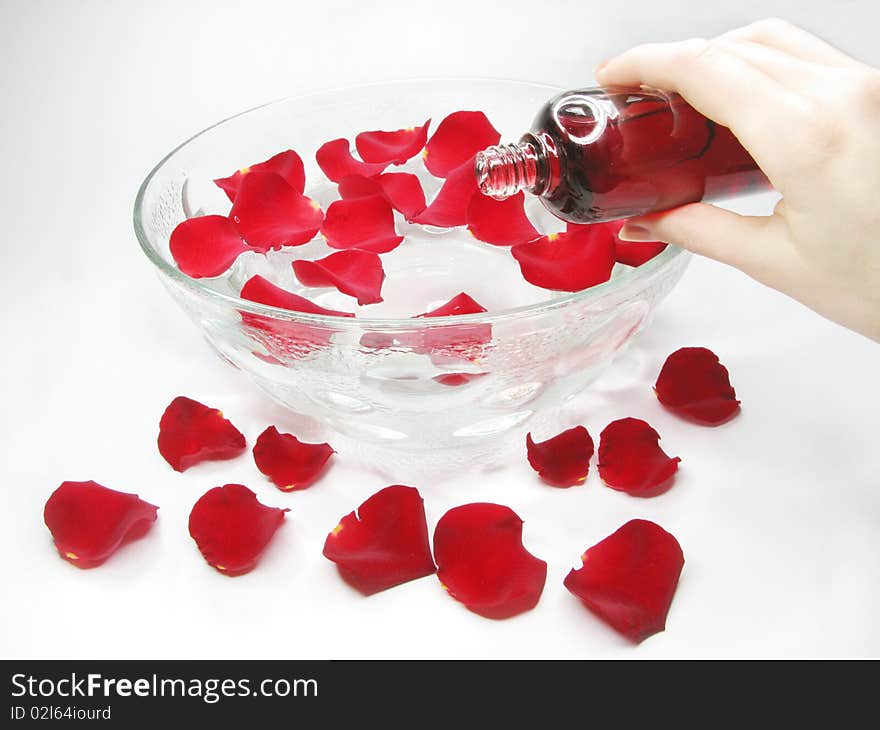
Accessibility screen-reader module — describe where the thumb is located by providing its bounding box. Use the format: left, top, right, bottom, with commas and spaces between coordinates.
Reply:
619, 203, 778, 274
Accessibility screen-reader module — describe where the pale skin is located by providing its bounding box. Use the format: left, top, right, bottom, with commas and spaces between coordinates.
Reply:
595, 18, 880, 341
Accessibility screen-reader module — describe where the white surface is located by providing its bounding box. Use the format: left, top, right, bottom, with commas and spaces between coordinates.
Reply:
2, 0, 879, 659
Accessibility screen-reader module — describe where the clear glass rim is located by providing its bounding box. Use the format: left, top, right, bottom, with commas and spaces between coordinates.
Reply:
133, 77, 686, 329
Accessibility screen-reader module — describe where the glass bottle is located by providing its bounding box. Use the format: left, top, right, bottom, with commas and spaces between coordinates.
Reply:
475, 86, 770, 224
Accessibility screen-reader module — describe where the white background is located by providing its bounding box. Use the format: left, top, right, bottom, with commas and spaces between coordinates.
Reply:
2, 0, 879, 659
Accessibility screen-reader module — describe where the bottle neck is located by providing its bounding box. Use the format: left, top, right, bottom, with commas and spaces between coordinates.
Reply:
474, 133, 558, 200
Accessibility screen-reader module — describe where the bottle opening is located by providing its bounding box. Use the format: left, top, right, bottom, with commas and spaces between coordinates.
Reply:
474, 141, 541, 200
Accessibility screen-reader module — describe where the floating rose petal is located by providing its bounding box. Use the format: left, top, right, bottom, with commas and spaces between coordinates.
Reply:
321, 195, 403, 254
433, 372, 488, 387
377, 173, 427, 220
157, 396, 246, 472
512, 226, 616, 292
44, 481, 158, 569
340, 171, 427, 218
564, 519, 684, 643
570, 220, 668, 267
188, 484, 287, 576
355, 120, 430, 165
526, 426, 594, 487
252, 426, 334, 491
338, 174, 384, 200
597, 418, 680, 497
292, 250, 385, 305
240, 275, 353, 317
316, 138, 389, 183
466, 192, 540, 246
423, 111, 500, 177
214, 149, 306, 203
655, 347, 740, 425
239, 275, 353, 359
434, 503, 547, 619
411, 157, 479, 228
417, 292, 492, 359
230, 171, 323, 251
323, 485, 436, 595
169, 215, 249, 278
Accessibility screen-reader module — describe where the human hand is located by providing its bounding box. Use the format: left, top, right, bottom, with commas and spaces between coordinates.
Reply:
595, 18, 880, 341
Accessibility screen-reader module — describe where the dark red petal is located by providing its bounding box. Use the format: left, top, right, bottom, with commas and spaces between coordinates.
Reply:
433, 372, 488, 386
252, 426, 334, 491
292, 250, 385, 305
157, 396, 246, 472
169, 215, 248, 278
654, 347, 740, 425
597, 418, 680, 497
239, 274, 354, 317
526, 426, 594, 487
323, 485, 436, 595
433, 503, 547, 619
564, 519, 684, 643
188, 484, 287, 576
239, 275, 353, 359
423, 111, 500, 177
512, 226, 616, 291
44, 481, 158, 569
467, 192, 539, 246
417, 292, 492, 359
570, 220, 668, 267
321, 195, 403, 254
316, 138, 389, 183
410, 157, 479, 228
377, 173, 427, 220
214, 150, 306, 203
230, 171, 323, 251
355, 120, 430, 165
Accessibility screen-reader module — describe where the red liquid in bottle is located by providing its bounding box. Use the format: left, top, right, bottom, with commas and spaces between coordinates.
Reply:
476, 87, 770, 223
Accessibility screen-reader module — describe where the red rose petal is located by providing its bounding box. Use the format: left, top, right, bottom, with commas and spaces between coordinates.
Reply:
355, 120, 430, 165
423, 111, 500, 177
239, 274, 353, 318
214, 149, 306, 203
433, 503, 547, 619
157, 396, 246, 473
466, 191, 540, 246
316, 138, 389, 183
169, 215, 249, 278
526, 426, 594, 487
252, 426, 334, 491
410, 157, 479, 228
340, 171, 428, 219
230, 171, 323, 251
239, 275, 353, 359
188, 484, 287, 576
512, 225, 616, 292
417, 292, 492, 359
321, 195, 403, 254
433, 372, 488, 386
338, 174, 384, 200
292, 250, 385, 305
44, 481, 158, 569
655, 347, 740, 425
376, 173, 427, 220
570, 220, 668, 267
323, 485, 436, 595
564, 519, 684, 643
597, 418, 680, 497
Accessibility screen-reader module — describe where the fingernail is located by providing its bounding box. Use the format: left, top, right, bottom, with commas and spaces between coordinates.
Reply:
618, 223, 654, 242
594, 57, 611, 74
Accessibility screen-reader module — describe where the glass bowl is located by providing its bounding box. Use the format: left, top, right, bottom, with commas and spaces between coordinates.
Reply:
134, 79, 689, 472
